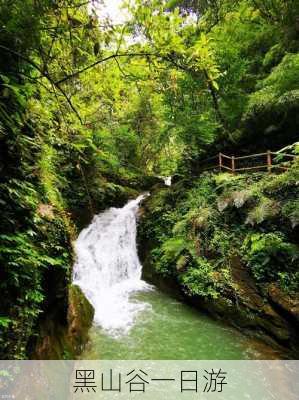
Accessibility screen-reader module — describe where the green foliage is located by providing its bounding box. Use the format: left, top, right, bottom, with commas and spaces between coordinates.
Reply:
282, 200, 299, 228
249, 53, 299, 104
153, 236, 188, 276
0, 317, 11, 329
1, 0, 299, 358
179, 258, 219, 299
243, 53, 299, 145
142, 160, 299, 303
162, 237, 187, 259
245, 197, 280, 225
262, 44, 285, 70
242, 232, 299, 291
38, 144, 65, 210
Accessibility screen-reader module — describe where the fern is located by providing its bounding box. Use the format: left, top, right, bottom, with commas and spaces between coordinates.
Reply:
246, 197, 280, 225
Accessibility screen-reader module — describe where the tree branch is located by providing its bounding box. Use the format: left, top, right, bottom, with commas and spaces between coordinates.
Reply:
0, 44, 83, 123
55, 52, 158, 84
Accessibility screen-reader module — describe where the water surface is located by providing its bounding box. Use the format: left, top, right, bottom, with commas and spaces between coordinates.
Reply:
82, 287, 280, 360
74, 195, 282, 360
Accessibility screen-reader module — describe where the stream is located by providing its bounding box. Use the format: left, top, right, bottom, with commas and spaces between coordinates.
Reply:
73, 195, 280, 360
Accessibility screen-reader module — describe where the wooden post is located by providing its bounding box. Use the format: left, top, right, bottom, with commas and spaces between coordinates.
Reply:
219, 153, 222, 171
267, 150, 272, 172
231, 156, 235, 174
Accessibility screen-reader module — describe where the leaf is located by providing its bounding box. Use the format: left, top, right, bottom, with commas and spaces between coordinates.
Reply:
0, 317, 11, 328
212, 80, 219, 91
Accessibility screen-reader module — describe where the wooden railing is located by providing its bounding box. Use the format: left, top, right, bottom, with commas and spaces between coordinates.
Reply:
198, 150, 297, 174
219, 151, 297, 173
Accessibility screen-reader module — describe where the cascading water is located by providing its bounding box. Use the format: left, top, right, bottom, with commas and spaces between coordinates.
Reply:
158, 176, 172, 186
72, 194, 151, 337
164, 176, 172, 186
74, 196, 281, 361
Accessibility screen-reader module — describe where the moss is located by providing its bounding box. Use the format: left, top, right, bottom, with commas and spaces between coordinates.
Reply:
34, 284, 94, 359
67, 284, 94, 354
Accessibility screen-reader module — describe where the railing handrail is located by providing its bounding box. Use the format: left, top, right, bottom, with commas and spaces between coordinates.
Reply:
271, 151, 296, 158
198, 148, 298, 174
219, 151, 297, 161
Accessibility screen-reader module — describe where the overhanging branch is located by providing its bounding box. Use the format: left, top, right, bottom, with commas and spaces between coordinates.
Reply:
55, 52, 158, 85
0, 44, 83, 123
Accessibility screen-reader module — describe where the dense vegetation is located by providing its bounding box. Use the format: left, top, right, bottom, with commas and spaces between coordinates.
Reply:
140, 158, 299, 352
0, 0, 298, 358
140, 165, 298, 298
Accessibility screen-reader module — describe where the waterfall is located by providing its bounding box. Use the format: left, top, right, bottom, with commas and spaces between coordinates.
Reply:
164, 176, 172, 186
158, 176, 172, 186
72, 194, 151, 337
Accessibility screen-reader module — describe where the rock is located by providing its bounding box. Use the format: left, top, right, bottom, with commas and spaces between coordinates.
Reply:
229, 255, 292, 345
268, 283, 299, 325
67, 284, 94, 354
34, 285, 94, 359
37, 203, 54, 220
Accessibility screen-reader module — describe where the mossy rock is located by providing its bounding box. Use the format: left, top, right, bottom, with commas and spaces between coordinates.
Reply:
67, 284, 94, 354
34, 285, 94, 359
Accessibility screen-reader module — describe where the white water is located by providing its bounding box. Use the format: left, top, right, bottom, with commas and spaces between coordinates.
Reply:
72, 194, 152, 337
164, 176, 172, 186
158, 176, 172, 186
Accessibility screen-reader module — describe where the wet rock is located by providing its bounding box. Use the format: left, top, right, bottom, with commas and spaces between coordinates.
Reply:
268, 283, 299, 325
67, 284, 94, 354
34, 285, 94, 359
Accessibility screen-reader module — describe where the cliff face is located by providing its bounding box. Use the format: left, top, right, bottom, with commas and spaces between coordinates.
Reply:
33, 285, 94, 360
138, 165, 299, 356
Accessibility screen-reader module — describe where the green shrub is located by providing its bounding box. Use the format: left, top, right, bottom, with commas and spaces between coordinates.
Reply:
282, 200, 299, 228
245, 197, 280, 225
242, 232, 299, 291
179, 258, 219, 299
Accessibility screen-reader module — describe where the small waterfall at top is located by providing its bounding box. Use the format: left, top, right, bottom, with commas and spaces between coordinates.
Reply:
72, 194, 152, 337
164, 176, 172, 186
158, 176, 172, 186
